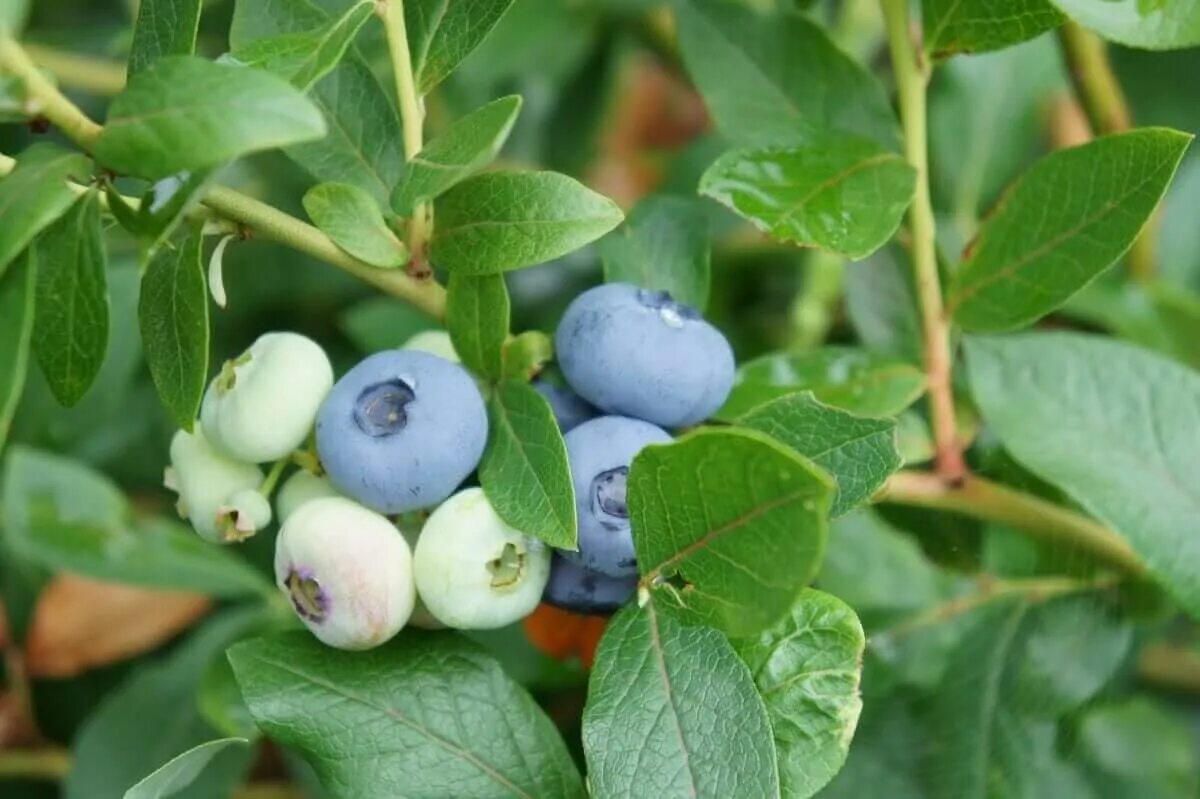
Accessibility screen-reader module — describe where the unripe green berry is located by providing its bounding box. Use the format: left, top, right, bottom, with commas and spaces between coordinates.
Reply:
275, 470, 342, 524
165, 429, 263, 543
201, 332, 333, 463
413, 488, 550, 630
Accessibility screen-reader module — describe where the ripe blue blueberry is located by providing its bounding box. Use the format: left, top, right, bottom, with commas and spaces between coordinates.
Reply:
315, 350, 487, 513
533, 380, 598, 432
274, 497, 415, 650
543, 553, 637, 615
555, 283, 735, 428
563, 415, 671, 578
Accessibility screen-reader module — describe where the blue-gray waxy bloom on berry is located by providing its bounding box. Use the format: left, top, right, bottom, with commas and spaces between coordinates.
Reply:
555, 282, 735, 428
543, 553, 636, 615
563, 415, 671, 578
314, 349, 487, 513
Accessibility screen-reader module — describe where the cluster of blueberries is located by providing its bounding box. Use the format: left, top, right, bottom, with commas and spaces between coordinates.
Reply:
164, 282, 734, 651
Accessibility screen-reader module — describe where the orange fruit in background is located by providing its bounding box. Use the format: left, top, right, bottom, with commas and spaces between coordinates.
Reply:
523, 603, 609, 669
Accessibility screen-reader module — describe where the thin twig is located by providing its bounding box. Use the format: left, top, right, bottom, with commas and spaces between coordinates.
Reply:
380, 0, 432, 271
879, 0, 964, 482
0, 37, 446, 318
881, 471, 1145, 577
22, 43, 126, 96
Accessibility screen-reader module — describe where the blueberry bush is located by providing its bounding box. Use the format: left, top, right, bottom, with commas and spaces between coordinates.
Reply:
2, 0, 1200, 797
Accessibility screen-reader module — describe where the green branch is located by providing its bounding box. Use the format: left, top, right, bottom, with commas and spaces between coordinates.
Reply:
881, 471, 1146, 577
380, 0, 432, 268
879, 0, 964, 481
22, 42, 127, 96
1138, 643, 1200, 695
0, 36, 446, 318
0, 748, 70, 780
0, 36, 104, 147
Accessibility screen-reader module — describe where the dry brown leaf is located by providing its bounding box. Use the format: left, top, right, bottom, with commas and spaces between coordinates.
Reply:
25, 575, 211, 678
587, 54, 708, 208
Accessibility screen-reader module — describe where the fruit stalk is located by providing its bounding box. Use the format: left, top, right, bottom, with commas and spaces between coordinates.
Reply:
879, 0, 965, 483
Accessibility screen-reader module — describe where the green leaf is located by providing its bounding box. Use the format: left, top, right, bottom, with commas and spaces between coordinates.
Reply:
124, 739, 250, 799
821, 509, 944, 614
431, 171, 623, 274
734, 589, 865, 799
128, 0, 203, 75
582, 602, 780, 798
0, 251, 35, 451
445, 272, 509, 378
230, 0, 326, 44
288, 61, 405, 202
923, 0, 1065, 59
64, 609, 262, 799
1009, 596, 1131, 718
138, 224, 209, 431
13, 514, 273, 599
302, 182, 409, 268
230, 0, 405, 203
1077, 698, 1199, 797
405, 0, 517, 93
95, 56, 326, 180
1065, 279, 1200, 369
844, 248, 922, 363
231, 1, 375, 91
2, 446, 272, 597
948, 128, 1192, 332
965, 332, 1200, 617
599, 195, 711, 310
676, 0, 898, 147
391, 95, 522, 216
1049, 0, 1200, 49
478, 381, 576, 549
32, 191, 109, 407
701, 135, 915, 261
228, 631, 586, 799
720, 347, 926, 419
630, 427, 833, 636
0, 143, 91, 277
736, 392, 901, 517
926, 598, 1036, 799
928, 38, 1065, 229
